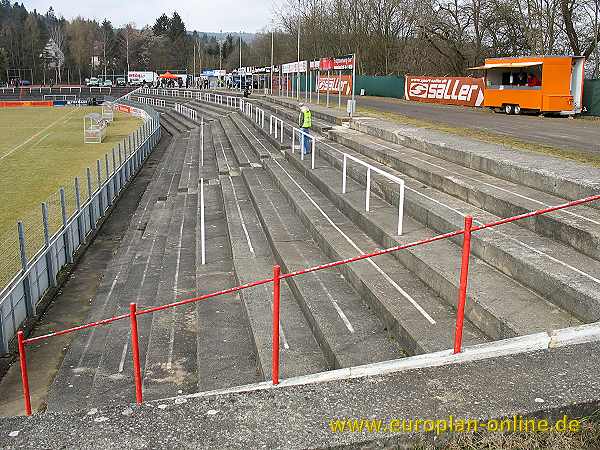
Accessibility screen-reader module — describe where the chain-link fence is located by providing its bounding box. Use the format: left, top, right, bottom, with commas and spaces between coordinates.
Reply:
0, 97, 161, 353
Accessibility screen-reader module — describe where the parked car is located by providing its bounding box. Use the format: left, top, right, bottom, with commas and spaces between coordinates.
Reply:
86, 77, 100, 86
19, 80, 31, 86
102, 79, 113, 87
116, 77, 126, 87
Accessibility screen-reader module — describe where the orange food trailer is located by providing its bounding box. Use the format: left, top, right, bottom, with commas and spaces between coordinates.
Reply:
470, 56, 585, 115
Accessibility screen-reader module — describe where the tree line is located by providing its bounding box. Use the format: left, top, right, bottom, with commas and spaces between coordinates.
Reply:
0, 0, 598, 84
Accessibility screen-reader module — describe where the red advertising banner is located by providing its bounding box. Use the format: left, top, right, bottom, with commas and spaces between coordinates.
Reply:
317, 75, 353, 95
319, 58, 334, 71
116, 104, 132, 114
0, 101, 53, 108
405, 76, 485, 107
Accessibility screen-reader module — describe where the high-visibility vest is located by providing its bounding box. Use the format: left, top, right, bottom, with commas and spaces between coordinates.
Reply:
299, 109, 312, 128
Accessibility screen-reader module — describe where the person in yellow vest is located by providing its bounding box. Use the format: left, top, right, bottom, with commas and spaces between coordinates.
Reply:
298, 103, 312, 155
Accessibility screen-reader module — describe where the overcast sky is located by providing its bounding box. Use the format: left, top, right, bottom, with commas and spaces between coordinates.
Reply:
22, 0, 279, 33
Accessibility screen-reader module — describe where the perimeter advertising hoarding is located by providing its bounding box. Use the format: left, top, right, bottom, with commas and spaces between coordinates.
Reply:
317, 75, 353, 95
319, 55, 355, 71
405, 76, 485, 106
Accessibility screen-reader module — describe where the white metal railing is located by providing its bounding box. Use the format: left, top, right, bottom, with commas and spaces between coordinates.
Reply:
291, 127, 316, 169
43, 94, 78, 102
269, 115, 284, 143
174, 103, 198, 121
254, 107, 265, 129
342, 153, 405, 235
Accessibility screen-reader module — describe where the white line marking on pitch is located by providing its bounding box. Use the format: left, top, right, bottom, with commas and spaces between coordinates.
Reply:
0, 108, 77, 162
236, 118, 436, 325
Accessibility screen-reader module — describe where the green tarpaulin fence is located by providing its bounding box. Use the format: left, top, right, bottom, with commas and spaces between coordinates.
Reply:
583, 79, 600, 116
289, 73, 406, 99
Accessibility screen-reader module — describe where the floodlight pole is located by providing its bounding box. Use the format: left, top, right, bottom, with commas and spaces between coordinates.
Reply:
271, 30, 274, 96
297, 0, 301, 100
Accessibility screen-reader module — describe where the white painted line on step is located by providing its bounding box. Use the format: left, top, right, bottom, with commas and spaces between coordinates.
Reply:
253, 173, 355, 334
327, 137, 600, 287
168, 194, 188, 371
273, 159, 436, 325
237, 114, 435, 324
228, 176, 255, 255
118, 341, 129, 373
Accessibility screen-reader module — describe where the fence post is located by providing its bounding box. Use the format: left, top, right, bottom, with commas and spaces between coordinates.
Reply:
96, 160, 103, 214
201, 117, 204, 167
17, 331, 32, 416
272, 264, 281, 385
453, 215, 473, 354
59, 187, 73, 264
105, 154, 112, 207
41, 203, 55, 288
74, 177, 83, 244
129, 303, 143, 404
112, 148, 117, 195
17, 222, 34, 316
87, 167, 95, 231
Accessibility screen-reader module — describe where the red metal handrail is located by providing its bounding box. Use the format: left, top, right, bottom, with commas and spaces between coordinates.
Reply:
16, 193, 600, 415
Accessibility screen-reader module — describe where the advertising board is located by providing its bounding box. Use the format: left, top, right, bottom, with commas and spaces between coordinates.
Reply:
405, 76, 485, 106
317, 75, 353, 95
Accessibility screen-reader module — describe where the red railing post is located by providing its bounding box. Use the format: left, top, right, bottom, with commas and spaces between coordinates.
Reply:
129, 303, 143, 404
272, 265, 281, 385
454, 216, 473, 354
17, 330, 32, 416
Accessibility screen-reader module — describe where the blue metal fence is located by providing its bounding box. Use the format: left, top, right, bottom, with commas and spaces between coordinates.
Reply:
0, 98, 161, 354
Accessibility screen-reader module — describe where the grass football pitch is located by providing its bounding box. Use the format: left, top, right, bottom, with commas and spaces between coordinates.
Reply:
0, 106, 142, 286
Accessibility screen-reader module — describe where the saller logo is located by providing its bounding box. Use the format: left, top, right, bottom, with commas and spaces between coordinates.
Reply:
405, 76, 485, 107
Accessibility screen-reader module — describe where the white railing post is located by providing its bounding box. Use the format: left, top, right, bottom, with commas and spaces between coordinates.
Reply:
342, 154, 347, 193
270, 115, 273, 135
311, 136, 315, 170
398, 181, 405, 236
366, 168, 371, 212
280, 120, 284, 144
292, 128, 295, 154
201, 118, 204, 167
201, 177, 206, 265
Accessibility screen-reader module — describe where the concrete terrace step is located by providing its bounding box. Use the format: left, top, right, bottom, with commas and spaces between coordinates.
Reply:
88, 132, 198, 406
282, 144, 582, 339
46, 132, 185, 411
329, 127, 600, 263
262, 157, 488, 355
219, 174, 328, 379
315, 132, 600, 324
159, 110, 193, 133
349, 116, 600, 208
188, 99, 231, 117
211, 120, 240, 176
241, 167, 404, 368
219, 116, 257, 167
141, 129, 200, 401
158, 111, 187, 135
229, 112, 275, 160
254, 98, 335, 134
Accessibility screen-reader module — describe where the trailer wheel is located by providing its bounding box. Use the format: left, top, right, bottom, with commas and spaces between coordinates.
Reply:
504, 104, 514, 115
513, 105, 522, 115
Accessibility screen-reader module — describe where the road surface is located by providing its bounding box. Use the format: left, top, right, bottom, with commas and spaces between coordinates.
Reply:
354, 96, 599, 154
